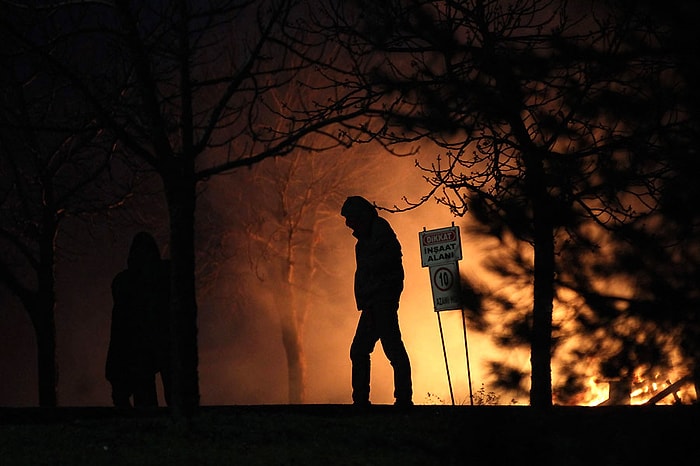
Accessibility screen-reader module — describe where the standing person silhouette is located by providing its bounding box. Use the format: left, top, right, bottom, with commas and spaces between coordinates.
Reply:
341, 196, 413, 408
106, 232, 171, 408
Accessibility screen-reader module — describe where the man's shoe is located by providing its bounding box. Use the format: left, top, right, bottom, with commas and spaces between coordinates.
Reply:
394, 399, 414, 410
352, 400, 372, 411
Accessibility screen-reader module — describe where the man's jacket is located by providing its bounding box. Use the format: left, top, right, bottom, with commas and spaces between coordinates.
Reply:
353, 215, 404, 310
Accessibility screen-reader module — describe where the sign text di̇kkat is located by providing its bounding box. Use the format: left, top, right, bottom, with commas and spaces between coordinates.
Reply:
419, 225, 462, 268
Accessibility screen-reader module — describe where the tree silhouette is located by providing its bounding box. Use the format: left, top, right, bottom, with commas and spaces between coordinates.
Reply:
459, 0, 700, 405
553, 0, 700, 402
232, 148, 383, 403
214, 55, 384, 403
0, 0, 374, 417
319, 0, 686, 406
0, 33, 128, 406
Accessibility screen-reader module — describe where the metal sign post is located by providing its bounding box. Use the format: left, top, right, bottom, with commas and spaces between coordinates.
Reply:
461, 308, 474, 406
436, 311, 454, 405
419, 224, 474, 406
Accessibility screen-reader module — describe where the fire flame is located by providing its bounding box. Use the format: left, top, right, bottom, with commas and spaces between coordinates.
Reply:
583, 370, 697, 406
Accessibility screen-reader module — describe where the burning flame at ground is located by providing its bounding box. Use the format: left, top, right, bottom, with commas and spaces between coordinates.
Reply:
583, 370, 697, 406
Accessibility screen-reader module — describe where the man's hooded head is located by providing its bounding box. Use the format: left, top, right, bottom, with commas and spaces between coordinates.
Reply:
341, 196, 376, 218
341, 196, 377, 237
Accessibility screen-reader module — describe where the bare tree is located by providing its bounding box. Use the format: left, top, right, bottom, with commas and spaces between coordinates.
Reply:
218, 57, 382, 403
317, 0, 685, 406
235, 147, 381, 403
0, 47, 128, 406
1, 0, 376, 417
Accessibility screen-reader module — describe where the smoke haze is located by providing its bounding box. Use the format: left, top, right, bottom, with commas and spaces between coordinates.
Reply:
0, 150, 519, 407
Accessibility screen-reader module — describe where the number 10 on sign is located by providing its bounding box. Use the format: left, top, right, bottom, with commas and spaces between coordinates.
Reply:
429, 261, 461, 311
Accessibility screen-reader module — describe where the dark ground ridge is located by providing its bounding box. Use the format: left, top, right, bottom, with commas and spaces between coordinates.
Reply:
1, 402, 698, 421
1, 404, 699, 465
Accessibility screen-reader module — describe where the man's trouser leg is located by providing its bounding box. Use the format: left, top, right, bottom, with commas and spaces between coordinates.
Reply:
375, 304, 413, 404
388, 346, 412, 403
350, 310, 378, 404
133, 374, 158, 408
110, 379, 132, 408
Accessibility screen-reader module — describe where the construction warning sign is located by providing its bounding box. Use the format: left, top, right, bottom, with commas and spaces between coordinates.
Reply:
419, 225, 462, 267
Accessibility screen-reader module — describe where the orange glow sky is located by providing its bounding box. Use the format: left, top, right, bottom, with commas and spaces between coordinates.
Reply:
0, 148, 693, 407
193, 150, 531, 407
1, 148, 517, 407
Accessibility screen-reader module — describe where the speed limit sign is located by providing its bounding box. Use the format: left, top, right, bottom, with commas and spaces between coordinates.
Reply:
429, 261, 461, 311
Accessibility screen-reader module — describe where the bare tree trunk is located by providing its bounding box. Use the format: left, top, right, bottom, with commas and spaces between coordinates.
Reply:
35, 206, 59, 407
281, 311, 305, 404
510, 95, 555, 408
164, 169, 199, 420
280, 245, 306, 404
530, 195, 555, 408
32, 306, 57, 407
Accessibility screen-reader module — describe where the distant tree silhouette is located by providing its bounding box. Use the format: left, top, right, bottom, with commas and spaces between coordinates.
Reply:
0, 1, 375, 418
0, 23, 128, 406
317, 0, 687, 406
213, 57, 386, 403
235, 148, 385, 403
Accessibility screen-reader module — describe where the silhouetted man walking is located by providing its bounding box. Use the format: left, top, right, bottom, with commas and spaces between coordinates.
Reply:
341, 196, 413, 407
